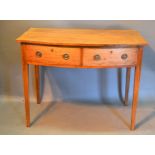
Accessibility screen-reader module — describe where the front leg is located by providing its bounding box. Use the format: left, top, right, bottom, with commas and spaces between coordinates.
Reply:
22, 62, 30, 127
21, 44, 30, 127
131, 48, 143, 130
34, 65, 40, 104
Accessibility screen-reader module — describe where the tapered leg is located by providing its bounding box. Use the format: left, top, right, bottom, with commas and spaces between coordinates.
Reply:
124, 67, 131, 105
131, 48, 143, 130
34, 65, 40, 104
22, 62, 30, 127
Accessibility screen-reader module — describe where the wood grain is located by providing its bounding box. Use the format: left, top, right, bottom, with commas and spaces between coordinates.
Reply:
21, 45, 30, 127
83, 48, 138, 67
131, 48, 143, 130
16, 28, 148, 47
22, 44, 81, 66
17, 28, 147, 129
124, 67, 131, 105
34, 65, 40, 104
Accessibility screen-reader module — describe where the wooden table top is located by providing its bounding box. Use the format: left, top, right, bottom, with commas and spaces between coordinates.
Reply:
16, 28, 148, 47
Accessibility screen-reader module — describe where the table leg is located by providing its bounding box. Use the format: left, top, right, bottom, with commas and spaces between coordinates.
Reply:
34, 65, 40, 104
124, 67, 131, 105
131, 48, 143, 130
22, 62, 30, 127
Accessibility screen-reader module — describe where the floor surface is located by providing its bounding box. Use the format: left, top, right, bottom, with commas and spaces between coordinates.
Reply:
0, 99, 155, 134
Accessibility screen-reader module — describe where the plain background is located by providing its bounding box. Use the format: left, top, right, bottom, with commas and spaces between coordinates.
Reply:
0, 20, 155, 105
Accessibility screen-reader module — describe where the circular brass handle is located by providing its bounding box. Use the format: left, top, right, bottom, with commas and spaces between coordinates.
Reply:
63, 53, 70, 60
94, 54, 101, 61
36, 51, 42, 58
121, 53, 128, 60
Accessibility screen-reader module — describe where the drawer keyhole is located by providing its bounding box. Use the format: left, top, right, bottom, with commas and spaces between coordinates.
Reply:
121, 53, 128, 60
94, 54, 101, 61
36, 51, 42, 58
63, 53, 70, 60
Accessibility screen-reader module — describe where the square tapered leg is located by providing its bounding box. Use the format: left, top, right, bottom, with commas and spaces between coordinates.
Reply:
22, 62, 30, 127
131, 48, 143, 130
124, 67, 131, 105
34, 65, 40, 104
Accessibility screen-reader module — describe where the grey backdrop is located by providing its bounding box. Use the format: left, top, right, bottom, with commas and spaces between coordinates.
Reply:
0, 20, 155, 105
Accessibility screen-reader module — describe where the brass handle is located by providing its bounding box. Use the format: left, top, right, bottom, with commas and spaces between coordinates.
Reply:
36, 51, 42, 58
121, 53, 128, 60
94, 54, 101, 61
63, 53, 70, 60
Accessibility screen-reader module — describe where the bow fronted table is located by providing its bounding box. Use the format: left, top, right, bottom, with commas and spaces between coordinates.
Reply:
16, 28, 147, 130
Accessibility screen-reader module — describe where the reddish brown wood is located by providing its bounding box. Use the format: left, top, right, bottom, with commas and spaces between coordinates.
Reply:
83, 48, 138, 67
21, 46, 30, 127
17, 28, 147, 129
124, 67, 131, 105
23, 44, 81, 66
34, 65, 40, 104
16, 28, 148, 47
131, 48, 143, 130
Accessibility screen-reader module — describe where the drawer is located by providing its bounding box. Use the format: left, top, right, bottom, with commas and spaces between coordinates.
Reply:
23, 45, 81, 66
83, 48, 138, 67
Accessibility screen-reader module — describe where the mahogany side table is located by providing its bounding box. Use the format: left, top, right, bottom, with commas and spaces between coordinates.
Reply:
16, 28, 148, 130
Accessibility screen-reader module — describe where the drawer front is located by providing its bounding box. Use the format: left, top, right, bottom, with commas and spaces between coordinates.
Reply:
83, 48, 138, 67
23, 45, 81, 66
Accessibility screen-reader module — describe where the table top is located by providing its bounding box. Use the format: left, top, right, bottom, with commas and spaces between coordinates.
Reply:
16, 28, 148, 47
